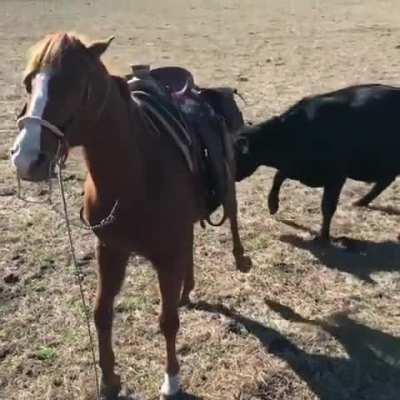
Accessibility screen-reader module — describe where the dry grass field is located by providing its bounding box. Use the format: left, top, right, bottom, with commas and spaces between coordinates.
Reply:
1, 1, 400, 399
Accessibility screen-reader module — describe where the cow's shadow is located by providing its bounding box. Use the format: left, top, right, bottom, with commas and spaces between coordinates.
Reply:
366, 204, 400, 216
279, 232, 400, 283
192, 300, 400, 400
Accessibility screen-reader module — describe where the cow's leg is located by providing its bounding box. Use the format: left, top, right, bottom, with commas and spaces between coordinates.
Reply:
268, 170, 286, 214
319, 178, 346, 241
94, 241, 129, 399
353, 177, 395, 207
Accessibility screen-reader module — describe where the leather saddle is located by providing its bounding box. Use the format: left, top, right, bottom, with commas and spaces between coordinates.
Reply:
126, 66, 244, 223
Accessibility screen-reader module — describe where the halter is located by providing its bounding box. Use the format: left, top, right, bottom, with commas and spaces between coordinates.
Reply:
16, 75, 112, 167
14, 74, 112, 208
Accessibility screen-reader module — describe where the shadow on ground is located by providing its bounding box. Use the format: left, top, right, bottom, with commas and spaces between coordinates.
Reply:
192, 300, 400, 400
279, 232, 400, 283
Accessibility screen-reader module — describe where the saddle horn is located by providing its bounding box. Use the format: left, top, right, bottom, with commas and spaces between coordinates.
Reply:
173, 80, 190, 98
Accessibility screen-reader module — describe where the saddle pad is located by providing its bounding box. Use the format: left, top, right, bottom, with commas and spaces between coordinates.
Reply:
130, 90, 194, 172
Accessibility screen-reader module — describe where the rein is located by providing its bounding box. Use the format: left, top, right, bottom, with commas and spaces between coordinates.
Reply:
56, 161, 100, 400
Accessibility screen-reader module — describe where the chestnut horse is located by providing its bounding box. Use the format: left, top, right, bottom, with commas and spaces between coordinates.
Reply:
10, 33, 251, 399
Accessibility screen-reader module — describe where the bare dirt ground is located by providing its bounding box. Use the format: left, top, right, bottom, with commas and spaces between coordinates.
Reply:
1, 1, 400, 399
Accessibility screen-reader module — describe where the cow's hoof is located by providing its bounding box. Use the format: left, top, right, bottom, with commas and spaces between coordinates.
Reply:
236, 255, 253, 273
312, 235, 330, 246
100, 375, 121, 400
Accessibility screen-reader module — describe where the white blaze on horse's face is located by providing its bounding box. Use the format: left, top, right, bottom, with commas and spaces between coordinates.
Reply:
11, 71, 52, 180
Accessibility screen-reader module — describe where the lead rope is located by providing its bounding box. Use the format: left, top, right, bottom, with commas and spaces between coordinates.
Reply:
57, 163, 101, 400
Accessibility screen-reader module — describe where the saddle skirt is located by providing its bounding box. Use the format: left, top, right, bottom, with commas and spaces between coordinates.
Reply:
127, 66, 244, 223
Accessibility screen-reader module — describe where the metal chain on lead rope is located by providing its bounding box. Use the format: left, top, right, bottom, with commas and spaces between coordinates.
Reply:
57, 162, 101, 400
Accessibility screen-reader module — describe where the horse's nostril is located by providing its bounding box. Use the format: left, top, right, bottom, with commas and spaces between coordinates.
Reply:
10, 146, 18, 156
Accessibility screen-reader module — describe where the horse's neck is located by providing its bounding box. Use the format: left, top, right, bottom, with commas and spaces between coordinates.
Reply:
82, 82, 145, 205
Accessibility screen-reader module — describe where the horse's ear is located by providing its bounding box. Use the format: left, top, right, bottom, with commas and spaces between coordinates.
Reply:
23, 71, 34, 93
87, 36, 114, 58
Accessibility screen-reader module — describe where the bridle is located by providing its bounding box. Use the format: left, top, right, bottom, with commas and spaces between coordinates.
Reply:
16, 115, 70, 171
16, 74, 112, 165
14, 73, 112, 210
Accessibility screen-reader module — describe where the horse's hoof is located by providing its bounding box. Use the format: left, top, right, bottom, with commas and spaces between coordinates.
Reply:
236, 255, 252, 273
179, 295, 193, 308
268, 199, 279, 215
100, 375, 122, 400
160, 390, 183, 400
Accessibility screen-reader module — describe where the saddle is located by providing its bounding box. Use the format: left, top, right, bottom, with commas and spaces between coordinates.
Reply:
126, 65, 244, 224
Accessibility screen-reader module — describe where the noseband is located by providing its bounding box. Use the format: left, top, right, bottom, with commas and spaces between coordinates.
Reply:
17, 115, 69, 167
17, 115, 65, 139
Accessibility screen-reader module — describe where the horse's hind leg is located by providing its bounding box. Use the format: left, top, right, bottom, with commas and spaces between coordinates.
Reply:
319, 178, 346, 241
180, 228, 195, 306
225, 171, 252, 273
156, 249, 187, 399
353, 177, 395, 207
94, 241, 129, 399
268, 170, 286, 214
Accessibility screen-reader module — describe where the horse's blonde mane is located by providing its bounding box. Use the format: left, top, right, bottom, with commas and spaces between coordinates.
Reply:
23, 32, 91, 80
23, 32, 123, 82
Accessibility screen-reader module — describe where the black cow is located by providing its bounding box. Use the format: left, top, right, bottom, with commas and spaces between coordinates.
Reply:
235, 84, 400, 241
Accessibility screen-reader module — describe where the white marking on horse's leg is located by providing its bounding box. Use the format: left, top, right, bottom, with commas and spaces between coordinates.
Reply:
11, 71, 51, 176
160, 373, 181, 396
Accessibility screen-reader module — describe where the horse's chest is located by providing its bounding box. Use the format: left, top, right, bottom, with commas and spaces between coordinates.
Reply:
94, 214, 180, 261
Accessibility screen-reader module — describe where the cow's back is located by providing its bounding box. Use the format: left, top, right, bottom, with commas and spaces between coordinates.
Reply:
281, 84, 400, 184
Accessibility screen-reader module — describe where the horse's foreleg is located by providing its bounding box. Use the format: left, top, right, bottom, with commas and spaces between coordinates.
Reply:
353, 177, 394, 207
94, 241, 129, 399
157, 254, 185, 399
268, 170, 286, 214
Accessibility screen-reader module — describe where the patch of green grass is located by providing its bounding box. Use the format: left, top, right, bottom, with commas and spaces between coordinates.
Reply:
36, 346, 58, 362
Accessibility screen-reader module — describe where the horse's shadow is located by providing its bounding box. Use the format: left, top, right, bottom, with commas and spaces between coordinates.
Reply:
192, 300, 400, 400
279, 231, 400, 283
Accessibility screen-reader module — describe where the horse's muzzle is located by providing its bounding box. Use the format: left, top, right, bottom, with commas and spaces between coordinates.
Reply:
11, 146, 55, 182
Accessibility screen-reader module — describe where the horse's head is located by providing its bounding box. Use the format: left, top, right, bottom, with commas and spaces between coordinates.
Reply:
11, 32, 114, 181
